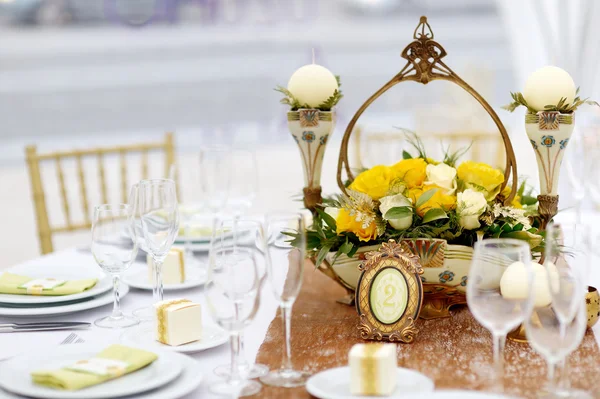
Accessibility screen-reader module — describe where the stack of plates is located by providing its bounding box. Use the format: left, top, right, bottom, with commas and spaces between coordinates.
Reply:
0, 264, 128, 318
0, 344, 203, 399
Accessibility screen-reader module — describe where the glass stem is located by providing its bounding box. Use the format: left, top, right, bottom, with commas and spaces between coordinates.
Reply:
557, 357, 570, 390
492, 332, 506, 392
238, 333, 249, 369
153, 260, 164, 303
111, 275, 123, 320
281, 304, 293, 372
546, 359, 558, 393
228, 332, 243, 385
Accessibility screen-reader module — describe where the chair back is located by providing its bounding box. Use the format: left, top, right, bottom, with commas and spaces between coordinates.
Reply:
25, 133, 177, 254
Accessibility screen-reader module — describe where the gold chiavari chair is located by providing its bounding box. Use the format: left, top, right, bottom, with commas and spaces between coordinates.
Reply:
25, 133, 177, 255
352, 126, 505, 170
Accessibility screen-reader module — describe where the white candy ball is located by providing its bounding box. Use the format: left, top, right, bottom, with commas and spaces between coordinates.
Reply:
287, 64, 339, 109
523, 66, 576, 112
500, 261, 554, 308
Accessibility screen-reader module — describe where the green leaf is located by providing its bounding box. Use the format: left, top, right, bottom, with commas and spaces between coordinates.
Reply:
316, 208, 337, 230
314, 219, 326, 239
402, 150, 413, 159
422, 208, 448, 224
416, 188, 438, 208
384, 206, 412, 220
339, 240, 353, 255
315, 244, 332, 267
513, 223, 524, 232
347, 244, 359, 258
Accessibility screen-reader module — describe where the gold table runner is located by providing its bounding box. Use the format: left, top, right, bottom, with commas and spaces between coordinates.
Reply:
253, 261, 600, 398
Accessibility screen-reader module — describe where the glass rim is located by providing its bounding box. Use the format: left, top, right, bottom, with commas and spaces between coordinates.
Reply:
474, 238, 531, 251
94, 203, 131, 212
139, 178, 176, 185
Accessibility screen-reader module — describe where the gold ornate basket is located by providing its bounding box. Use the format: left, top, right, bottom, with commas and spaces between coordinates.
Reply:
316, 16, 519, 318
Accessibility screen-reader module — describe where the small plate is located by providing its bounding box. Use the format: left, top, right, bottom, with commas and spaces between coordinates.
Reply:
0, 344, 184, 399
0, 274, 111, 305
0, 285, 130, 317
120, 323, 228, 353
122, 268, 208, 291
0, 356, 203, 399
402, 392, 517, 399
306, 366, 434, 399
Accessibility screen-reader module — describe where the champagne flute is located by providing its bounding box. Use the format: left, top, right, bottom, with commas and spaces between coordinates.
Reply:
226, 149, 258, 217
467, 239, 534, 392
91, 204, 139, 329
212, 218, 269, 379
563, 131, 587, 223
205, 246, 262, 397
133, 178, 179, 320
200, 146, 231, 215
525, 278, 590, 398
543, 222, 592, 398
260, 212, 310, 388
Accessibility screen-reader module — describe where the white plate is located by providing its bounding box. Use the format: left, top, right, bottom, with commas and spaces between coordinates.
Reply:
0, 274, 111, 305
402, 391, 517, 399
0, 344, 184, 399
0, 355, 202, 399
122, 267, 208, 291
0, 285, 129, 317
120, 323, 228, 353
306, 366, 434, 399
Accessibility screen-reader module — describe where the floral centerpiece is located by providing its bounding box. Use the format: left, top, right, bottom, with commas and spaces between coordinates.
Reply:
288, 135, 542, 296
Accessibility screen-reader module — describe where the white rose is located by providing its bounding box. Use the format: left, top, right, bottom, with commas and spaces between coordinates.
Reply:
324, 207, 339, 221
379, 194, 413, 230
425, 163, 457, 195
457, 189, 487, 230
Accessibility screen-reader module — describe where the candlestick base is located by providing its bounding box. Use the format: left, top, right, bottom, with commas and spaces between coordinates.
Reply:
537, 194, 559, 230
303, 186, 322, 213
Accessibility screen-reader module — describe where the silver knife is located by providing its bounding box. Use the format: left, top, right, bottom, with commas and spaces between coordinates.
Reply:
0, 322, 91, 332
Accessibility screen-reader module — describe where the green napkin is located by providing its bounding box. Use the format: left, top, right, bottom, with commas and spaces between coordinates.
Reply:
31, 345, 158, 391
0, 273, 97, 296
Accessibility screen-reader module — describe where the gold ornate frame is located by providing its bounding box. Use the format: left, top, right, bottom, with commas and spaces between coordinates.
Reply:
336, 16, 517, 204
356, 240, 424, 343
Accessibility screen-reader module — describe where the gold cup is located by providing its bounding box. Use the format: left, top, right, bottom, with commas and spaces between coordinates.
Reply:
586, 286, 600, 329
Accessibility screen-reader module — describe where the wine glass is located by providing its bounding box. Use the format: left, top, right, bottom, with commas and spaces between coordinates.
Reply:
543, 222, 592, 398
525, 277, 589, 398
467, 238, 534, 392
91, 204, 139, 329
133, 178, 179, 320
212, 218, 269, 380
205, 246, 262, 397
260, 212, 310, 388
199, 146, 231, 215
226, 149, 258, 217
563, 131, 587, 223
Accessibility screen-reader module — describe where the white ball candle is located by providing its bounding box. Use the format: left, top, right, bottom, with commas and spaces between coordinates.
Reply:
287, 64, 339, 109
500, 261, 555, 308
523, 66, 577, 112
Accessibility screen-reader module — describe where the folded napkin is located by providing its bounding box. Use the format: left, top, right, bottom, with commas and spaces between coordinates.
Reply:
31, 345, 158, 391
0, 273, 97, 296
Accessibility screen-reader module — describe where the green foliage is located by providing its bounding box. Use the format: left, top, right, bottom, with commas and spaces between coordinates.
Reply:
384, 206, 412, 219
397, 128, 428, 159
415, 188, 437, 208
275, 75, 343, 112
443, 142, 472, 167
422, 208, 448, 224
503, 90, 599, 114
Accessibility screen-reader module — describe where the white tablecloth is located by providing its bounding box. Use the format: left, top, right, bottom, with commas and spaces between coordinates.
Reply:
0, 248, 281, 399
2, 211, 600, 398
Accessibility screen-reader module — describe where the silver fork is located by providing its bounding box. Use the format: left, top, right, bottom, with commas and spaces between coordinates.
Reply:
60, 333, 85, 345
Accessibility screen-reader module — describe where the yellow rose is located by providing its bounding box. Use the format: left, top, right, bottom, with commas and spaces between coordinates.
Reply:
408, 186, 456, 217
457, 161, 505, 201
391, 158, 427, 189
501, 186, 523, 209
349, 165, 393, 200
336, 208, 378, 242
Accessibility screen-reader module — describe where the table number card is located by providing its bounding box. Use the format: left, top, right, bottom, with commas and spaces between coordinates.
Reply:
355, 240, 424, 343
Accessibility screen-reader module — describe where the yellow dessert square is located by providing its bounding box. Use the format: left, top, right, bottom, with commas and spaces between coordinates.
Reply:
154, 299, 202, 346
147, 248, 185, 285
349, 343, 397, 396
